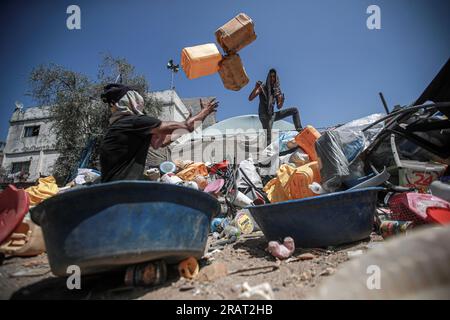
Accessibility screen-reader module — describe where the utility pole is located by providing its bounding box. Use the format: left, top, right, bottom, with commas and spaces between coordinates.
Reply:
167, 59, 179, 90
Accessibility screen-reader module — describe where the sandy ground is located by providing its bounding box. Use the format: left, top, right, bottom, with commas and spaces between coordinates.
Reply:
0, 231, 384, 300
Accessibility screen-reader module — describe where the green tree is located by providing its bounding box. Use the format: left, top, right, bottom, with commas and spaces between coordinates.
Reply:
28, 55, 163, 184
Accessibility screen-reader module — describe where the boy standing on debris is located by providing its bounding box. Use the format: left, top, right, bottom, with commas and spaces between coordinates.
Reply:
99, 84, 218, 182
248, 68, 302, 144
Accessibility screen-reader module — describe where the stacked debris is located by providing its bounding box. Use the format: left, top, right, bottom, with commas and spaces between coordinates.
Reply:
149, 98, 449, 252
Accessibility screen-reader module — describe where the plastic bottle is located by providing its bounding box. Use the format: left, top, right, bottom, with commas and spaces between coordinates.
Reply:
124, 260, 167, 287
211, 218, 224, 233
309, 182, 326, 195
211, 216, 233, 234
222, 225, 241, 240
234, 210, 255, 234
220, 217, 232, 230
159, 161, 176, 175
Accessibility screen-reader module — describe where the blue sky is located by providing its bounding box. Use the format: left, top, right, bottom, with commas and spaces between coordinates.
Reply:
0, 0, 449, 140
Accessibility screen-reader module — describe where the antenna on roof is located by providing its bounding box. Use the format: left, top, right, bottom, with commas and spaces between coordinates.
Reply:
167, 59, 179, 90
114, 73, 122, 84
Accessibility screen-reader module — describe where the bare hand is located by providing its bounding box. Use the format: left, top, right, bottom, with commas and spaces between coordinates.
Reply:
186, 98, 219, 132
277, 94, 285, 109
200, 98, 219, 113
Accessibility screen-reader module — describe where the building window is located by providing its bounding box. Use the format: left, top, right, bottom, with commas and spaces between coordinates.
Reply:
24, 126, 40, 137
11, 161, 31, 174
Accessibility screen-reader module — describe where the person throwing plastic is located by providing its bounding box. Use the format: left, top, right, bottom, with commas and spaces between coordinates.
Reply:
248, 68, 302, 144
99, 84, 218, 182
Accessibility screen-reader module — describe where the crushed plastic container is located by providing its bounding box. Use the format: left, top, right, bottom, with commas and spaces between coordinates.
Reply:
286, 161, 321, 200
215, 13, 257, 53
388, 192, 450, 225
264, 161, 321, 203
295, 126, 321, 161
0, 185, 30, 244
176, 162, 209, 181
398, 160, 447, 192
181, 43, 222, 79
379, 220, 414, 238
218, 53, 249, 91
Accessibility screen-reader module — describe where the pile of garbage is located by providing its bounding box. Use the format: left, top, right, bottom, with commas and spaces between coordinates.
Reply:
0, 169, 102, 259
146, 108, 450, 253
143, 158, 265, 245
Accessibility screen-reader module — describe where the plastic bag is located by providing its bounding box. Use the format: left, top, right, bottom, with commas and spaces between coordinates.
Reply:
331, 113, 385, 163
337, 113, 385, 149
316, 114, 385, 192
74, 168, 101, 185
236, 158, 263, 188
25, 176, 59, 206
315, 131, 350, 192
279, 153, 293, 165
289, 148, 310, 167
257, 139, 280, 176
278, 131, 298, 153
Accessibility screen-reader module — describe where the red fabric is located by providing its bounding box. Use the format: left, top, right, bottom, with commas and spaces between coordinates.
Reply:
0, 185, 30, 243
389, 192, 450, 225
426, 207, 450, 225
209, 161, 229, 175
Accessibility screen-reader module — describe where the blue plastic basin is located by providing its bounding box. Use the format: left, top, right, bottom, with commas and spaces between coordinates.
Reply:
247, 187, 381, 248
31, 181, 220, 276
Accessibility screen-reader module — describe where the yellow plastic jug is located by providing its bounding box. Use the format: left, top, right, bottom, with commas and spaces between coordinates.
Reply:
287, 162, 321, 200
263, 162, 321, 203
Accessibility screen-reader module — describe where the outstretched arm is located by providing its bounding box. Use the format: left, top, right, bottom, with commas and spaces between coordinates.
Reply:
150, 98, 219, 149
151, 133, 173, 149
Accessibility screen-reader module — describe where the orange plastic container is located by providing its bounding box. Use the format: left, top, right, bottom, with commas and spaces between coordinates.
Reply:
287, 162, 321, 200
264, 162, 322, 203
295, 125, 321, 161
306, 161, 321, 182
215, 13, 257, 53
181, 43, 222, 79
267, 162, 321, 202
218, 53, 249, 91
